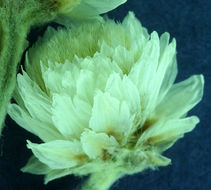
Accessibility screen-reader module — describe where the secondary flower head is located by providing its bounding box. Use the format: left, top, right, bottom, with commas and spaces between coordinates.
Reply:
8, 12, 204, 187
48, 0, 127, 21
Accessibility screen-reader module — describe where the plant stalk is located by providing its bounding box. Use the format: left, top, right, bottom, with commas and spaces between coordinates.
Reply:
0, 0, 56, 135
79, 169, 123, 190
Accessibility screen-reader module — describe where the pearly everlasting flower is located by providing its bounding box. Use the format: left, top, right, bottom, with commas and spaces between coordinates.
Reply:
8, 12, 204, 189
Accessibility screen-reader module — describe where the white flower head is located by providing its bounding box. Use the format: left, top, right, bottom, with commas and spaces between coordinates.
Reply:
8, 12, 204, 185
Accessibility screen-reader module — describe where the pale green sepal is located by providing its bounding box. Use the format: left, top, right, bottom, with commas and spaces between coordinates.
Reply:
44, 168, 74, 184
16, 71, 52, 123
21, 156, 52, 175
137, 116, 199, 151
8, 104, 63, 142
27, 140, 85, 169
154, 75, 204, 119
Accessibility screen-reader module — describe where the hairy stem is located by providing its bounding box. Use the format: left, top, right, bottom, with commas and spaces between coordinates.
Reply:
0, 4, 28, 134
0, 0, 56, 135
79, 169, 123, 190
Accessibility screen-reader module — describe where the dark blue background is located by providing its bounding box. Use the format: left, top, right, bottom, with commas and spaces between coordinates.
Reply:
0, 0, 211, 189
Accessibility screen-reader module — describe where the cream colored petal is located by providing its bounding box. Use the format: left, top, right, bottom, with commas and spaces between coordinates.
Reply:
105, 73, 140, 115
129, 31, 160, 86
122, 12, 149, 48
81, 129, 118, 159
99, 12, 148, 62
25, 27, 74, 72
154, 75, 204, 119
21, 156, 52, 175
16, 72, 52, 123
8, 104, 62, 142
76, 70, 95, 105
111, 45, 134, 75
137, 116, 199, 151
129, 32, 160, 122
105, 73, 141, 134
101, 13, 149, 74
40, 61, 64, 94
52, 93, 91, 139
156, 33, 177, 104
157, 56, 177, 104
89, 91, 134, 143
27, 140, 85, 170
25, 53, 46, 90
41, 60, 80, 97
159, 32, 171, 58
79, 54, 123, 89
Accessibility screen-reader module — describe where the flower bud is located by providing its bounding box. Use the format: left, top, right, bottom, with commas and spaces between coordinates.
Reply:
49, 0, 127, 21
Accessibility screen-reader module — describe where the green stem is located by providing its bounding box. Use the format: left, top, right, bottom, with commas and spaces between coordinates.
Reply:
80, 169, 123, 190
0, 0, 56, 135
0, 6, 29, 135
